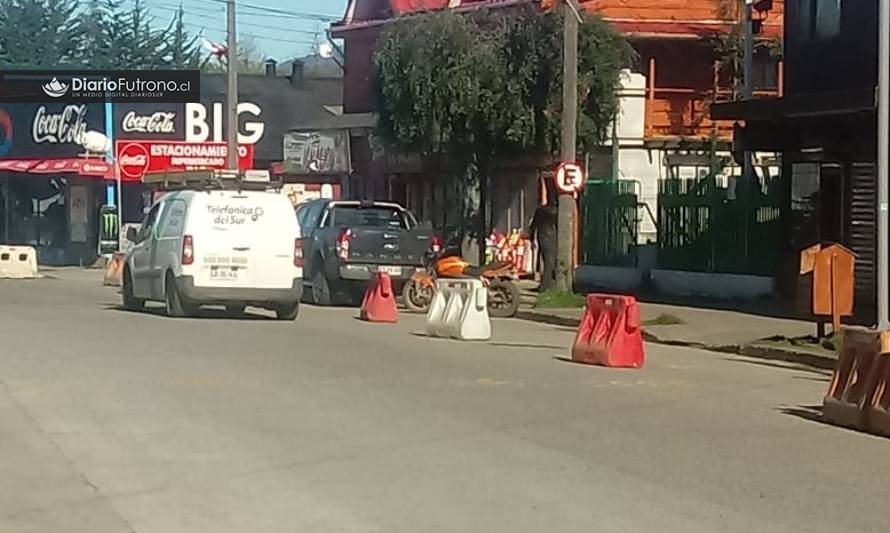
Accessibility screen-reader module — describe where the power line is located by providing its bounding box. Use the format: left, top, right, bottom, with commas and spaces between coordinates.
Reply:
201, 0, 340, 22
179, 20, 318, 46
150, 3, 323, 37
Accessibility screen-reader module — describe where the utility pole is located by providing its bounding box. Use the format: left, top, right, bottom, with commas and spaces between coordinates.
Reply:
877, 0, 890, 329
226, 0, 239, 171
741, 0, 754, 267
556, 0, 581, 292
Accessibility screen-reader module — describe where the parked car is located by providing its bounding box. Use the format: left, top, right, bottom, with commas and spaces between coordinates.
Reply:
295, 199, 435, 305
122, 189, 303, 320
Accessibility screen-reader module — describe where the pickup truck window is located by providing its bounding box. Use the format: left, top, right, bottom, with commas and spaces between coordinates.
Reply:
329, 206, 412, 230
296, 201, 325, 232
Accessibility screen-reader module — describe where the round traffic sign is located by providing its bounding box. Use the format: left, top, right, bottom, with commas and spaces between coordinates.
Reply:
554, 162, 585, 194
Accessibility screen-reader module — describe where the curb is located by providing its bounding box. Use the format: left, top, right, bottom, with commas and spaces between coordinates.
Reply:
517, 309, 838, 371
515, 310, 580, 328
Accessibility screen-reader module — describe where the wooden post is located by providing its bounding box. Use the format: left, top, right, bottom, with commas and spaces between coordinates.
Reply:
777, 60, 784, 97
573, 191, 579, 268
556, 0, 580, 292
647, 56, 656, 138
830, 251, 841, 334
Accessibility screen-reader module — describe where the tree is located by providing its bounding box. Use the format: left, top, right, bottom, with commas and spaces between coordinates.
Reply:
0, 0, 80, 68
373, 6, 630, 258
202, 36, 268, 75
160, 4, 203, 70
76, 0, 196, 70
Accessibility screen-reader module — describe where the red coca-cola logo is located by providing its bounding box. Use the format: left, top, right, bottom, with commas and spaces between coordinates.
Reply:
118, 142, 150, 180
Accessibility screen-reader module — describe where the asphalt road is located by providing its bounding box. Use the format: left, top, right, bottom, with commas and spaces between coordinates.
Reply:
2, 269, 888, 533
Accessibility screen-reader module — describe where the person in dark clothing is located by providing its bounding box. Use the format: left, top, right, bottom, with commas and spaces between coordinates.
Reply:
529, 197, 558, 291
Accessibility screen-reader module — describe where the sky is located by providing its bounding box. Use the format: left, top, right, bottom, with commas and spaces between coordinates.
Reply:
142, 0, 350, 62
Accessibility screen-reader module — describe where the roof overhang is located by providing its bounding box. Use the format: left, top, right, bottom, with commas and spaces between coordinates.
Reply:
287, 112, 378, 132
0, 158, 112, 178
711, 89, 877, 122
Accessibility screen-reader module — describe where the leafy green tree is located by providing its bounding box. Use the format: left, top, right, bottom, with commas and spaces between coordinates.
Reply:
0, 0, 80, 68
373, 6, 630, 255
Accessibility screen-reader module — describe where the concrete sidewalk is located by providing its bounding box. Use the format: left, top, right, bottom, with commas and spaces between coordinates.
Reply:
517, 297, 838, 370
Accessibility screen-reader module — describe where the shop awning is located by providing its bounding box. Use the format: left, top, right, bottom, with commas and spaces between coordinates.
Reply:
0, 158, 112, 178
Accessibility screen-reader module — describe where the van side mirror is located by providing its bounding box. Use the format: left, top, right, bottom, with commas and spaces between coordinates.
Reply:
126, 227, 140, 243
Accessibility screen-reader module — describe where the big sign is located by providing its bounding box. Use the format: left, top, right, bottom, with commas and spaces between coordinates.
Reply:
115, 140, 254, 182
554, 162, 586, 194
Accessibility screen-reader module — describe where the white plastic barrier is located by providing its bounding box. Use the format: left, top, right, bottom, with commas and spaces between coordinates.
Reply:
0, 246, 39, 279
425, 279, 491, 341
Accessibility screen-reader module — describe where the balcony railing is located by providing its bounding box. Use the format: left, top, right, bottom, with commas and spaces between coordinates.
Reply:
644, 87, 779, 141
643, 57, 782, 141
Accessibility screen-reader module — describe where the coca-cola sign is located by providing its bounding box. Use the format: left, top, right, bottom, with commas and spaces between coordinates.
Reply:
113, 103, 183, 140
121, 111, 176, 134
32, 104, 89, 145
118, 142, 150, 180
0, 103, 103, 158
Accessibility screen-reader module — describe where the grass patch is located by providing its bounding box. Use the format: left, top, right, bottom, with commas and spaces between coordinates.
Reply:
758, 331, 844, 357
534, 290, 587, 309
642, 314, 685, 326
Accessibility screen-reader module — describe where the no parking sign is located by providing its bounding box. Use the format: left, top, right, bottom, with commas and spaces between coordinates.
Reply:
553, 162, 585, 195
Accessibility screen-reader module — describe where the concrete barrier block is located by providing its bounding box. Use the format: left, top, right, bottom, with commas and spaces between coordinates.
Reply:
574, 265, 644, 293
0, 246, 40, 279
649, 269, 774, 300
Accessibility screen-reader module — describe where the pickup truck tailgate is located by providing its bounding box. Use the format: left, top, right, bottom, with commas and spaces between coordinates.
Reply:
346, 228, 430, 265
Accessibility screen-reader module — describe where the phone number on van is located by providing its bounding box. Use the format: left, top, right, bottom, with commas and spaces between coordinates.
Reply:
203, 256, 249, 265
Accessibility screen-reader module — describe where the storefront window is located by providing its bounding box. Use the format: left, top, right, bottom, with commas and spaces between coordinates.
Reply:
816, 0, 842, 38
798, 0, 843, 41
2, 176, 67, 249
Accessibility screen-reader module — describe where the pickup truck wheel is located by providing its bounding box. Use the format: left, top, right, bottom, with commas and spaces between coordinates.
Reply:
311, 271, 332, 306
275, 301, 300, 321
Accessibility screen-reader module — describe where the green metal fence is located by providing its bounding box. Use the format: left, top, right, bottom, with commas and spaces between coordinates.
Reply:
580, 180, 639, 267
657, 176, 785, 276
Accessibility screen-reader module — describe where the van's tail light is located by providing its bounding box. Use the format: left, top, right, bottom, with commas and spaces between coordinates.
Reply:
294, 238, 304, 268
431, 235, 442, 254
336, 229, 353, 261
182, 235, 194, 265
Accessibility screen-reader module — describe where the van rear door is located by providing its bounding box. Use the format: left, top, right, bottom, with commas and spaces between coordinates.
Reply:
189, 192, 298, 290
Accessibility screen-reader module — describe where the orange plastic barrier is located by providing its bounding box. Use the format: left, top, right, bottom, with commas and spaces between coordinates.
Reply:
103, 253, 126, 287
823, 328, 882, 431
571, 294, 645, 368
865, 354, 890, 437
359, 272, 398, 323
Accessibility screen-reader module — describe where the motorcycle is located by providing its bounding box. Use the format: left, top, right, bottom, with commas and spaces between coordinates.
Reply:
402, 246, 521, 318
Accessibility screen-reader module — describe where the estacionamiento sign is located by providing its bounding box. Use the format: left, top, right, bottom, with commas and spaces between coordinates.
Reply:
115, 140, 254, 181
0, 70, 200, 103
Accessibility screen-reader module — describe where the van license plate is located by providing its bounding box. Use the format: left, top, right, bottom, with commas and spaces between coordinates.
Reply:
378, 266, 401, 276
211, 267, 239, 281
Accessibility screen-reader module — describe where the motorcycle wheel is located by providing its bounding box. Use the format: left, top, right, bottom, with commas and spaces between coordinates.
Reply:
487, 279, 520, 318
402, 279, 434, 313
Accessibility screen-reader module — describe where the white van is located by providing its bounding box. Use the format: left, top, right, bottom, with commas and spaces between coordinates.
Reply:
122, 189, 303, 320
